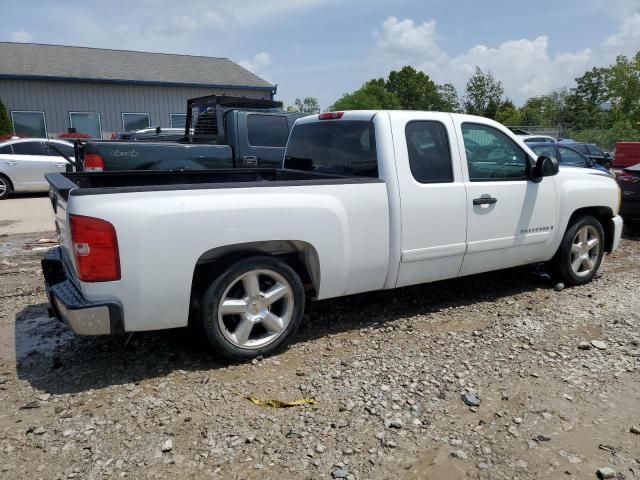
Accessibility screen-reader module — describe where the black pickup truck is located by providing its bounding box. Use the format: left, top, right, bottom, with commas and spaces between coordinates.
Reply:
74, 95, 303, 172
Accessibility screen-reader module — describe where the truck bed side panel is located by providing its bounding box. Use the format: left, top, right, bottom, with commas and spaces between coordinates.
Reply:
67, 183, 390, 331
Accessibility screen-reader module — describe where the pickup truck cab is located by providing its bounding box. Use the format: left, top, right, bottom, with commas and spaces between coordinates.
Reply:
76, 95, 303, 172
42, 111, 623, 360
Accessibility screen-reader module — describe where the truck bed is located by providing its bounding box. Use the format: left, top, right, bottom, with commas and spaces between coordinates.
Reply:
46, 169, 382, 200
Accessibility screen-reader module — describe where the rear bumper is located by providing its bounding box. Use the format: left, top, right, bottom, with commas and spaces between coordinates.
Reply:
611, 215, 623, 252
42, 247, 123, 336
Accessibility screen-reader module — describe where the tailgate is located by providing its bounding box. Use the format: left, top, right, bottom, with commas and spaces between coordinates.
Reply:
46, 173, 77, 277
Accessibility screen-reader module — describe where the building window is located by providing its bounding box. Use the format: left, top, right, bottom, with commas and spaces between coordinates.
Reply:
11, 111, 47, 138
69, 112, 102, 139
170, 114, 187, 129
122, 113, 150, 132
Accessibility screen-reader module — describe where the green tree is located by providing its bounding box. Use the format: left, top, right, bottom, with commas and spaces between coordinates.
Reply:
463, 67, 504, 119
330, 79, 401, 111
436, 83, 461, 112
565, 67, 611, 129
495, 99, 520, 125
385, 66, 441, 110
607, 52, 640, 122
0, 98, 12, 136
287, 97, 320, 114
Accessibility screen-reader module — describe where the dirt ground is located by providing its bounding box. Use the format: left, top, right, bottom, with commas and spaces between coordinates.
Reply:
0, 229, 638, 480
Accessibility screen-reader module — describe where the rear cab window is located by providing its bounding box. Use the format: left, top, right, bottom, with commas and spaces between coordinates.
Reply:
284, 120, 377, 177
0, 144, 13, 154
405, 121, 453, 183
247, 114, 289, 148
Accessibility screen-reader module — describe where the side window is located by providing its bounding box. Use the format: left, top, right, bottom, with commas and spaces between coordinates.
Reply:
0, 145, 12, 154
405, 121, 453, 183
572, 144, 589, 154
50, 143, 74, 158
462, 123, 528, 181
247, 115, 290, 147
12, 141, 48, 156
559, 147, 587, 167
588, 144, 603, 156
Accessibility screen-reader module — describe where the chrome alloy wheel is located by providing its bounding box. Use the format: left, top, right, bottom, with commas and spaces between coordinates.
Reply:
570, 225, 601, 278
217, 269, 294, 349
0, 177, 7, 195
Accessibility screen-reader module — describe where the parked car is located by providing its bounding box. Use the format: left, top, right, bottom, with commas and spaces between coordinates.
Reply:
617, 163, 640, 227
520, 135, 556, 143
527, 142, 613, 177
0, 138, 74, 199
612, 142, 640, 168
42, 111, 623, 360
76, 95, 304, 172
562, 142, 611, 167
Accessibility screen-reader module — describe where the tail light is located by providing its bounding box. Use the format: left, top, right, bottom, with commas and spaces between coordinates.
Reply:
617, 170, 639, 183
319, 112, 344, 120
70, 215, 120, 282
84, 153, 105, 172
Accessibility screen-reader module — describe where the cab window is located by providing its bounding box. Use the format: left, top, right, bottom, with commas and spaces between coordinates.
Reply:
405, 121, 453, 183
462, 123, 528, 181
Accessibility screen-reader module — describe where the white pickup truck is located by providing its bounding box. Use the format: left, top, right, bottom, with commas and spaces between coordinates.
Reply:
42, 111, 623, 360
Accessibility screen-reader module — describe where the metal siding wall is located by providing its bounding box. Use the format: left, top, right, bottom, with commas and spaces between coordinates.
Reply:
0, 79, 269, 138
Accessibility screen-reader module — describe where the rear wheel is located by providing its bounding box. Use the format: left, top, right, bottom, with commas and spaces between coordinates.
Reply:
0, 175, 11, 200
199, 256, 305, 360
549, 215, 604, 285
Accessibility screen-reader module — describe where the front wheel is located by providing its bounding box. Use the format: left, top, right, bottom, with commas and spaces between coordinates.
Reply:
199, 256, 305, 360
549, 215, 605, 285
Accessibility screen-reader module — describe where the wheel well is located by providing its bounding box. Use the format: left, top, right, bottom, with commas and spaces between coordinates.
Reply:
189, 241, 320, 315
567, 207, 614, 252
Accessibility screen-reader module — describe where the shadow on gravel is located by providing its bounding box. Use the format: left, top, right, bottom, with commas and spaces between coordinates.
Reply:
15, 264, 557, 395
622, 224, 640, 240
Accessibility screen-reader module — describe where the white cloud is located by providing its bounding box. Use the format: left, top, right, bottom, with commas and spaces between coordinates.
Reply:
602, 12, 640, 54
239, 52, 272, 81
139, 0, 329, 36
371, 16, 607, 104
9, 31, 32, 42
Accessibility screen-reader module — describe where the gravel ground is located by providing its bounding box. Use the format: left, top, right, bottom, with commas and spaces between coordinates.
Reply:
0, 230, 639, 480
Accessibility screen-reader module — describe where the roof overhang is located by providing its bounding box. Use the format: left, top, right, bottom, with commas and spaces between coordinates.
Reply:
0, 74, 276, 92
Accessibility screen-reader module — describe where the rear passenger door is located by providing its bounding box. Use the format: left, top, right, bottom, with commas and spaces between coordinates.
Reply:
6, 141, 52, 190
237, 113, 291, 168
391, 112, 468, 287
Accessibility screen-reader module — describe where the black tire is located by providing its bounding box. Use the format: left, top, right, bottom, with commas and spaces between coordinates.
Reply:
549, 215, 605, 286
0, 175, 11, 200
199, 256, 305, 360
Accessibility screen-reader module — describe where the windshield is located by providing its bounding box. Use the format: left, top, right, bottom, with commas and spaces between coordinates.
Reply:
530, 144, 557, 159
284, 121, 378, 177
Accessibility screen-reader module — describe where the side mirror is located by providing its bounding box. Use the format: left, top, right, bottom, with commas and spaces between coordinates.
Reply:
533, 155, 559, 178
587, 156, 596, 167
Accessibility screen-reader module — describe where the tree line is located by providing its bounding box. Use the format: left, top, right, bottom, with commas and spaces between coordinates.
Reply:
288, 50, 640, 149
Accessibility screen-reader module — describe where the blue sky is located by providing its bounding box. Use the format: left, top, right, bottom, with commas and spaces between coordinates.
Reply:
1, 0, 639, 110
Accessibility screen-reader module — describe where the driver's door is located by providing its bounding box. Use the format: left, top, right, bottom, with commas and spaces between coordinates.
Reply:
455, 121, 557, 275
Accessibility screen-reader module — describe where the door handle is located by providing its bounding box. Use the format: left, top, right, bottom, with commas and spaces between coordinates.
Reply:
5, 161, 17, 166
473, 196, 498, 205
242, 155, 258, 167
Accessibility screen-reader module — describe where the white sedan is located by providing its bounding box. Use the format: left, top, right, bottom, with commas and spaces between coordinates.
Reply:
0, 138, 75, 199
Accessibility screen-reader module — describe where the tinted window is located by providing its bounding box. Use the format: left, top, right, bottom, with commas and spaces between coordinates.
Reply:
247, 115, 289, 147
0, 145, 12, 154
12, 141, 47, 156
559, 147, 588, 167
572, 143, 589, 154
462, 123, 528, 181
170, 114, 187, 129
530, 144, 557, 159
524, 137, 554, 143
285, 121, 377, 177
405, 121, 453, 183
69, 112, 101, 139
50, 143, 74, 158
587, 144, 604, 156
11, 111, 46, 137
122, 113, 150, 132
